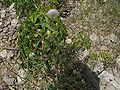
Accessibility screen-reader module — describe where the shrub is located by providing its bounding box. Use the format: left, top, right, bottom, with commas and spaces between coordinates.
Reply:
17, 6, 91, 88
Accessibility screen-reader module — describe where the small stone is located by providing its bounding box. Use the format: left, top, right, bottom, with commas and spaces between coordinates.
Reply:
9, 3, 14, 11
0, 29, 2, 32
90, 33, 97, 41
8, 25, 12, 29
100, 36, 104, 41
100, 46, 108, 51
60, 17, 66, 22
104, 36, 111, 46
109, 34, 117, 44
83, 50, 89, 58
7, 51, 14, 59
0, 21, 2, 26
18, 69, 27, 78
66, 38, 72, 44
11, 19, 18, 27
29, 53, 35, 58
3, 27, 8, 33
17, 76, 22, 84
0, 50, 7, 58
4, 20, 10, 26
0, 68, 7, 76
17, 23, 21, 28
12, 33, 17, 40
1, 10, 6, 18
3, 74, 14, 85
8, 36, 12, 41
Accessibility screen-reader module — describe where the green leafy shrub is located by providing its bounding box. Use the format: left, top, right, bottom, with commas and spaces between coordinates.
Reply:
17, 6, 91, 89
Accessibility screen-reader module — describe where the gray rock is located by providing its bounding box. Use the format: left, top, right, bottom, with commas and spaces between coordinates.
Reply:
7, 51, 14, 59
100, 46, 108, 51
8, 36, 12, 41
3, 74, 14, 85
11, 19, 18, 28
109, 34, 117, 44
104, 36, 111, 46
4, 20, 10, 26
90, 33, 97, 41
0, 50, 7, 58
12, 32, 17, 40
1, 10, 6, 18
99, 71, 120, 90
8, 24, 13, 29
3, 27, 8, 33
9, 3, 14, 11
0, 29, 2, 32
0, 21, 2, 26
3, 35, 8, 39
17, 23, 21, 28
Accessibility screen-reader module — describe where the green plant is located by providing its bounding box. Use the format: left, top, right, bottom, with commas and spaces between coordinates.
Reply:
17, 5, 92, 88
18, 6, 67, 88
90, 52, 99, 61
100, 51, 113, 63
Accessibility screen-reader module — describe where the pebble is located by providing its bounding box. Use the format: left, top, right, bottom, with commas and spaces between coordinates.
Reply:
104, 36, 111, 46
0, 29, 2, 32
0, 21, 2, 26
4, 20, 10, 26
109, 34, 117, 44
9, 3, 14, 11
7, 51, 14, 59
3, 27, 9, 33
90, 33, 97, 41
12, 33, 17, 40
100, 46, 108, 51
11, 18, 18, 27
18, 69, 27, 78
66, 38, 72, 44
3, 74, 14, 85
0, 50, 7, 58
1, 10, 6, 18
83, 50, 89, 58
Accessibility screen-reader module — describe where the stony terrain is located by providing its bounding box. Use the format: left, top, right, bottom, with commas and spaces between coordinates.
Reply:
0, 1, 120, 90
0, 3, 24, 90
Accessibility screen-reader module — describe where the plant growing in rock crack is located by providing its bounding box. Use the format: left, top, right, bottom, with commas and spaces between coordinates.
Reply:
17, 6, 91, 89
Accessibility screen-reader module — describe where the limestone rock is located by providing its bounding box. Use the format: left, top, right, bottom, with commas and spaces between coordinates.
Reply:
1, 10, 6, 18
11, 19, 18, 27
0, 50, 7, 58
3, 74, 14, 85
3, 27, 8, 33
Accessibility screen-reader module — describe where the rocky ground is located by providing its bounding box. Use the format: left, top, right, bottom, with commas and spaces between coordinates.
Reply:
0, 1, 120, 90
